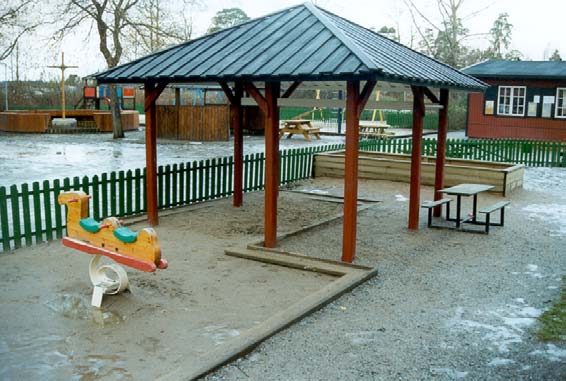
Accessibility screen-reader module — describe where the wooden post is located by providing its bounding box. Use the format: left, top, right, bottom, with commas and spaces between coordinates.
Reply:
433, 89, 449, 217
143, 82, 167, 226
232, 83, 244, 207
264, 82, 280, 248
175, 87, 181, 139
408, 86, 425, 230
47, 52, 78, 119
342, 80, 360, 263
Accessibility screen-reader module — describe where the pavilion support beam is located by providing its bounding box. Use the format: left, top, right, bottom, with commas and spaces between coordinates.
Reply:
342, 80, 361, 263
341, 80, 376, 263
433, 88, 449, 217
408, 86, 426, 230
144, 81, 167, 226
281, 81, 301, 98
264, 82, 280, 248
220, 82, 245, 207
243, 82, 268, 114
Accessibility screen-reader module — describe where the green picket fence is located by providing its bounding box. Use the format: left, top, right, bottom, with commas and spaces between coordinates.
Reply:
2, 138, 565, 252
0, 145, 345, 252
279, 108, 439, 129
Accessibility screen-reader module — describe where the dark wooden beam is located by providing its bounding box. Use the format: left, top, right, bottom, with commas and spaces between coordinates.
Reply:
144, 82, 167, 111
423, 87, 440, 104
144, 82, 160, 226
232, 82, 244, 207
219, 82, 237, 106
281, 81, 302, 98
408, 86, 425, 230
264, 82, 280, 248
342, 80, 361, 263
433, 88, 449, 217
243, 82, 268, 114
357, 80, 377, 116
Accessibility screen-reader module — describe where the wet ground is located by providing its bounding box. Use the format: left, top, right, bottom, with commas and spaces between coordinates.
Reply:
0, 126, 447, 188
0, 129, 346, 187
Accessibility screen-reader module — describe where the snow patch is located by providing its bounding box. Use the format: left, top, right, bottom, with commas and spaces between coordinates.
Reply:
530, 344, 566, 362
395, 194, 408, 202
430, 367, 468, 379
526, 264, 538, 272
449, 303, 544, 354
202, 324, 241, 345
522, 204, 566, 236
487, 358, 515, 366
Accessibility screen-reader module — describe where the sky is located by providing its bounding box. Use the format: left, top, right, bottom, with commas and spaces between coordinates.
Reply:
5, 0, 566, 81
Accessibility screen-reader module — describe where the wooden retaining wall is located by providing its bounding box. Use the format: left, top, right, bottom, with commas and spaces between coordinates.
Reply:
314, 151, 524, 196
156, 105, 230, 141
0, 112, 51, 132
0, 110, 139, 133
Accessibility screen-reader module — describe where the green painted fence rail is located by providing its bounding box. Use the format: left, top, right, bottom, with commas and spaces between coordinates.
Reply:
0, 144, 344, 252
1, 138, 565, 252
279, 108, 440, 130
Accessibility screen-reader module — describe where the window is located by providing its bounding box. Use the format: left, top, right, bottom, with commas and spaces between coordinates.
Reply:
556, 88, 566, 119
497, 86, 526, 116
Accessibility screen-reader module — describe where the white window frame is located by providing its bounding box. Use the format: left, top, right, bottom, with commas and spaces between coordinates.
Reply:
555, 87, 566, 119
497, 86, 526, 117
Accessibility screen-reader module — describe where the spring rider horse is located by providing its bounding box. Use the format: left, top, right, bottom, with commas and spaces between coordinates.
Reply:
59, 191, 167, 307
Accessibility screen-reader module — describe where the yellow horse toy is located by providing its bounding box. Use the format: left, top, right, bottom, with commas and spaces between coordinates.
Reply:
59, 191, 167, 307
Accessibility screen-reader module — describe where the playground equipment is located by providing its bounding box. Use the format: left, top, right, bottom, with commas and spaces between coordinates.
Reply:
47, 52, 78, 128
58, 191, 167, 307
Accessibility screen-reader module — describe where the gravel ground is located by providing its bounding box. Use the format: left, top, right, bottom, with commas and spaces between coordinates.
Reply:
206, 167, 566, 380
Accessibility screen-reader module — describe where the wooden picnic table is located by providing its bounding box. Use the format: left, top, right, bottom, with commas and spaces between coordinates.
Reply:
439, 183, 495, 228
279, 119, 321, 142
359, 121, 393, 139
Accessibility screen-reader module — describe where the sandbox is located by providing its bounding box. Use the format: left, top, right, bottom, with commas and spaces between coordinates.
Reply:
314, 151, 525, 196
0, 192, 375, 380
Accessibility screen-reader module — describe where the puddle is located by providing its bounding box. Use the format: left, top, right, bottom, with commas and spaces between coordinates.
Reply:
45, 293, 124, 325
0, 334, 70, 380
0, 334, 131, 380
74, 354, 132, 381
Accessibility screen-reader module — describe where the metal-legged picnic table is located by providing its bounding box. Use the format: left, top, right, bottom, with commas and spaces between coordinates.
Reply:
438, 184, 495, 228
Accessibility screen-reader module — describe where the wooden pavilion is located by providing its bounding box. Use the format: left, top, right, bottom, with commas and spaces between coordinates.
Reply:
92, 3, 486, 263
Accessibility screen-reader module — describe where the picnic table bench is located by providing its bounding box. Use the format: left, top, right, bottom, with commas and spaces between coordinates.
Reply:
359, 121, 394, 139
421, 183, 511, 234
279, 120, 321, 142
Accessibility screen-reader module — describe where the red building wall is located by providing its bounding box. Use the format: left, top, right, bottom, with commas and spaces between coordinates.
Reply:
467, 79, 566, 141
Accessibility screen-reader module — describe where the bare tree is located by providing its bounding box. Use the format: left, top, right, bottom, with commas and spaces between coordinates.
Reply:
0, 1, 40, 62
123, 0, 200, 58
403, 0, 488, 68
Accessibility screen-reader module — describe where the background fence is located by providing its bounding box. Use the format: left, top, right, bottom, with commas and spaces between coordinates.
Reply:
2, 138, 565, 252
279, 107, 440, 130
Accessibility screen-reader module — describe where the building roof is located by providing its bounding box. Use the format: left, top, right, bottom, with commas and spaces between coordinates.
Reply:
92, 3, 486, 91
462, 60, 566, 80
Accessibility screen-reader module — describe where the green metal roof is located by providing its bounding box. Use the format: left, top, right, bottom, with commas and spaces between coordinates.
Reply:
463, 60, 566, 80
92, 3, 486, 91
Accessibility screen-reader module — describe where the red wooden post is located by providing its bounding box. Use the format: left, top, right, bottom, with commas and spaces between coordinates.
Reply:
264, 82, 280, 248
342, 80, 360, 263
433, 88, 449, 217
232, 83, 244, 207
144, 82, 159, 226
408, 86, 425, 230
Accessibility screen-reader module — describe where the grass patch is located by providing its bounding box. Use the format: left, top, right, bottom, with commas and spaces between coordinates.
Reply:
537, 277, 566, 342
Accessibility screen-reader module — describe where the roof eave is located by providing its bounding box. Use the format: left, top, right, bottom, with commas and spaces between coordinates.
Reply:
94, 71, 487, 92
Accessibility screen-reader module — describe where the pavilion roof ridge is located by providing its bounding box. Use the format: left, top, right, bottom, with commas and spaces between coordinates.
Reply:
91, 3, 486, 91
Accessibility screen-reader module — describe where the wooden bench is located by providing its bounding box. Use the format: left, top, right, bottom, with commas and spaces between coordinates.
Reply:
478, 200, 510, 233
359, 131, 394, 140
421, 198, 452, 227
